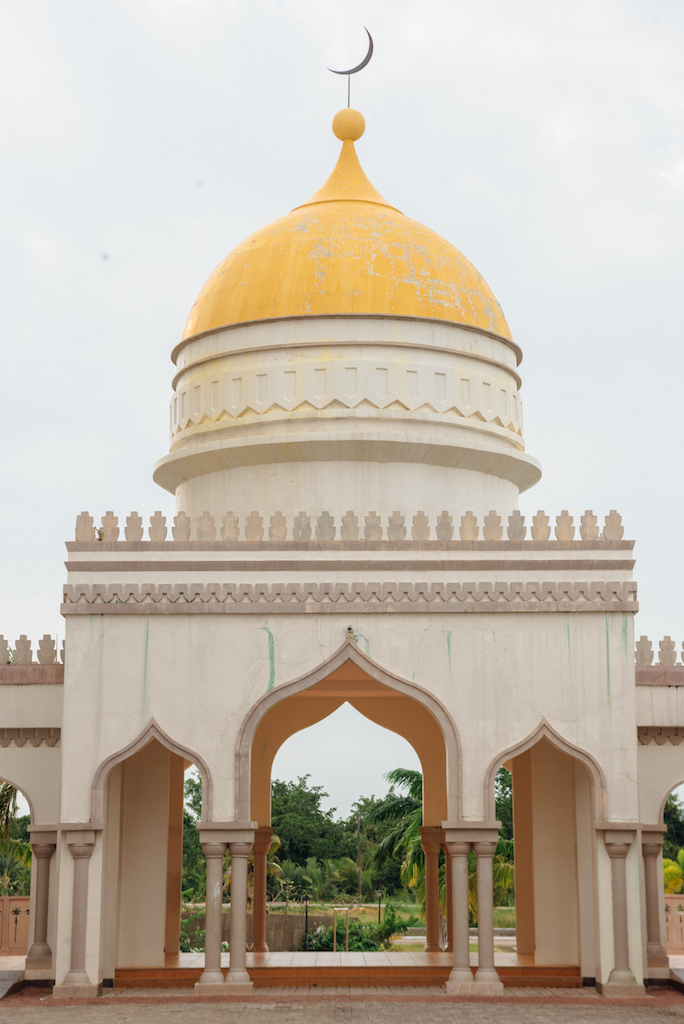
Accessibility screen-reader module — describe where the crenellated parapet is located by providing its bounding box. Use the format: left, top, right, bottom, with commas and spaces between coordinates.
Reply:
72, 508, 628, 546
0, 635, 64, 666
634, 637, 684, 692
635, 636, 684, 668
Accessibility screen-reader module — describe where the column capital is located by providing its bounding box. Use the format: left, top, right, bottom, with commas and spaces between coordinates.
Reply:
65, 832, 96, 856
473, 840, 498, 857
253, 826, 274, 855
445, 841, 472, 857
642, 825, 667, 857
229, 842, 254, 859
200, 840, 228, 858
443, 822, 501, 845
31, 842, 56, 859
28, 827, 58, 845
603, 831, 635, 857
419, 825, 444, 855
197, 821, 257, 846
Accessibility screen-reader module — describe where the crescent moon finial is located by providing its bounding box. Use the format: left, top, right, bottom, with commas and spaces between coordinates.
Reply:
328, 27, 373, 77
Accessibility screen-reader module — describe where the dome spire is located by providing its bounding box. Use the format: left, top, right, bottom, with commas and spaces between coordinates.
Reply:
293, 109, 399, 212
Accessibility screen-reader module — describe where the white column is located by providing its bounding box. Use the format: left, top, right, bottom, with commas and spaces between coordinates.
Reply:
194, 824, 256, 997
25, 833, 56, 972
52, 830, 100, 999
225, 839, 254, 991
443, 824, 503, 995
445, 840, 472, 989
642, 829, 668, 970
194, 840, 228, 991
473, 840, 502, 989
597, 829, 645, 997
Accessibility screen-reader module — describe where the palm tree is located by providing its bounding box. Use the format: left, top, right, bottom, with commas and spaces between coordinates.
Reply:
0, 784, 30, 865
371, 768, 515, 926
0, 784, 31, 895
369, 768, 424, 888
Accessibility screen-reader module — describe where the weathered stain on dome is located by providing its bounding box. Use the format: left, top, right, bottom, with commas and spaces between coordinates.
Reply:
182, 115, 512, 344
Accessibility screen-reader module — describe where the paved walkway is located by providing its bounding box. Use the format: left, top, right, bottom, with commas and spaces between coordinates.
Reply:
3, 991, 684, 1023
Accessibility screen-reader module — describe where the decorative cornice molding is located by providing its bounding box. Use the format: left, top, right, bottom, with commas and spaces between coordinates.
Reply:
168, 359, 523, 442
64, 558, 635, 574
62, 580, 638, 616
638, 727, 684, 746
0, 728, 60, 747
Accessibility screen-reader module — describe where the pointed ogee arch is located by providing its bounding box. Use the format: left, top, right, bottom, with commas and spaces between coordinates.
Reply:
91, 718, 212, 822
234, 638, 461, 821
0, 773, 35, 822
484, 718, 607, 821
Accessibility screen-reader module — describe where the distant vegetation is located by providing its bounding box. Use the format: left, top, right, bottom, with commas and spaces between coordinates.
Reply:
182, 766, 516, 926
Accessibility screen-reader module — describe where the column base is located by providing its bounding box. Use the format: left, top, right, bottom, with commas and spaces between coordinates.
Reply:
194, 982, 229, 996
423, 942, 441, 952
597, 969, 646, 998
25, 956, 52, 971
446, 978, 504, 996
53, 972, 102, 999
645, 966, 671, 981
225, 969, 253, 993
196, 969, 226, 988
25, 968, 55, 982
647, 944, 670, 969
250, 942, 269, 953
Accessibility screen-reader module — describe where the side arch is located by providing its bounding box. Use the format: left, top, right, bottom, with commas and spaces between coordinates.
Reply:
484, 718, 607, 821
91, 718, 212, 822
0, 772, 35, 822
235, 638, 462, 821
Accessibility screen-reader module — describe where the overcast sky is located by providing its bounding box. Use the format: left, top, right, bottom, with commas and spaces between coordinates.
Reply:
3, 1, 684, 817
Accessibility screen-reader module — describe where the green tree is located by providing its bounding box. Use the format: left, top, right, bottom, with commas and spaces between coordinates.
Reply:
664, 793, 684, 860
182, 774, 205, 900
270, 776, 346, 865
0, 784, 31, 895
495, 767, 513, 843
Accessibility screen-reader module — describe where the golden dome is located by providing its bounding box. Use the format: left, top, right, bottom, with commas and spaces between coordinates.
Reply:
181, 110, 512, 344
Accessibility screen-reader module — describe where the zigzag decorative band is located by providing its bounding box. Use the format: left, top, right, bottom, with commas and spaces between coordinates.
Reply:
62, 581, 638, 615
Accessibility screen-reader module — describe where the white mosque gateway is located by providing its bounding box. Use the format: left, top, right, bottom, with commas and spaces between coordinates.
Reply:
1, 105, 681, 997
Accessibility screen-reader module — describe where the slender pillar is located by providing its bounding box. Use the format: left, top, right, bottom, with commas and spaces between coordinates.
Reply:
195, 841, 227, 991
445, 841, 472, 989
443, 826, 503, 995
226, 840, 254, 991
599, 831, 644, 997
53, 831, 99, 998
26, 838, 56, 970
442, 842, 453, 952
642, 830, 668, 968
251, 826, 273, 953
473, 840, 502, 989
420, 827, 443, 952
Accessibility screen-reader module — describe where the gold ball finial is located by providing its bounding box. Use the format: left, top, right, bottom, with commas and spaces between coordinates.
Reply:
332, 108, 365, 142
